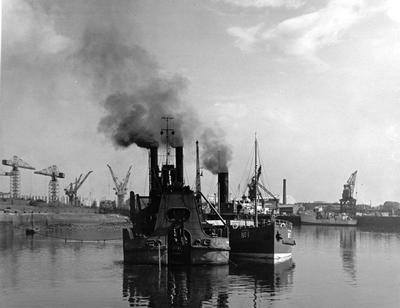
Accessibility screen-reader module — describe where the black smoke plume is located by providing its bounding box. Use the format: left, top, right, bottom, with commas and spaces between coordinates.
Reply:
75, 26, 191, 148
75, 23, 232, 170
97, 77, 188, 148
200, 127, 232, 174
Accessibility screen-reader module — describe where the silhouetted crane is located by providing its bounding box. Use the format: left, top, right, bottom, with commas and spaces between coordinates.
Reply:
247, 166, 279, 209
107, 164, 132, 208
65, 171, 93, 206
34, 165, 65, 203
248, 166, 262, 202
340, 170, 357, 213
2, 156, 35, 199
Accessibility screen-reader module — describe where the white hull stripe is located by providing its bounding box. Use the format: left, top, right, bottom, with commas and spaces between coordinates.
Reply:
231, 252, 292, 263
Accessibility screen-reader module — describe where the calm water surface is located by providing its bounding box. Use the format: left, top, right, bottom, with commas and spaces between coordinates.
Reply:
1, 223, 400, 307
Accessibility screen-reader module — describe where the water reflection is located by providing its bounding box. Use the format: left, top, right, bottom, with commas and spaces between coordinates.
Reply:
229, 259, 295, 294
123, 265, 229, 307
122, 260, 295, 307
339, 228, 357, 283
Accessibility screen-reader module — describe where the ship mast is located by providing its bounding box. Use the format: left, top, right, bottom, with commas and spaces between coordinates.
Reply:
160, 116, 174, 166
254, 134, 258, 228
195, 140, 201, 196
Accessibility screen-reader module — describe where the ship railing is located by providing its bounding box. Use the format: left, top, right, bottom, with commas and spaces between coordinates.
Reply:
275, 219, 293, 230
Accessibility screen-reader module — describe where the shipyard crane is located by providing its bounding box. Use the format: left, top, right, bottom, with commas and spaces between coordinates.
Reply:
248, 166, 262, 201
2, 156, 35, 199
65, 171, 93, 206
107, 164, 132, 208
340, 170, 357, 213
34, 165, 65, 203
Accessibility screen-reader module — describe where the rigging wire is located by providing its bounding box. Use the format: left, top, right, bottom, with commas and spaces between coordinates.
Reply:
237, 141, 255, 198
257, 142, 274, 196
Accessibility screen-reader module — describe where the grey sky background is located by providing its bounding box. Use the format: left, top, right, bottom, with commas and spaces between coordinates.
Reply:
2, 0, 400, 205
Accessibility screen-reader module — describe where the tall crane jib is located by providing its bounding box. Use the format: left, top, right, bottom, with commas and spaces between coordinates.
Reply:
34, 165, 65, 204
107, 164, 132, 208
64, 171, 93, 206
340, 171, 357, 213
2, 156, 35, 199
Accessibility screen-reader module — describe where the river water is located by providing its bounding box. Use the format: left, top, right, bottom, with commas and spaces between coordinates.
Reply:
1, 223, 400, 308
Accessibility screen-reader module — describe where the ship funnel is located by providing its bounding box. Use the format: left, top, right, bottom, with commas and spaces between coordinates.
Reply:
175, 146, 183, 184
149, 147, 159, 194
218, 172, 229, 210
283, 179, 287, 205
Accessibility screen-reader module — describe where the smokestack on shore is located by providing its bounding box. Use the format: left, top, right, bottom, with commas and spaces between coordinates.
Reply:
283, 179, 287, 205
218, 172, 229, 209
175, 146, 183, 184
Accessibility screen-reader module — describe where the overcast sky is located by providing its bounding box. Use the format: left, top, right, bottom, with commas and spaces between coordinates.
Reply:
2, 0, 400, 206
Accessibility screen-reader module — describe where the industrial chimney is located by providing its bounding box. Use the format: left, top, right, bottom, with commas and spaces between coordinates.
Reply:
218, 172, 229, 211
175, 146, 183, 184
283, 179, 287, 205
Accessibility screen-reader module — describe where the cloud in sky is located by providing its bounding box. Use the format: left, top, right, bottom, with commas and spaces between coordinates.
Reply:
4, 0, 400, 205
214, 0, 304, 9
227, 0, 399, 63
4, 0, 73, 57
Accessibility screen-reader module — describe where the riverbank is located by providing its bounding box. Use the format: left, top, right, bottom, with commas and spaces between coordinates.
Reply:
0, 200, 131, 227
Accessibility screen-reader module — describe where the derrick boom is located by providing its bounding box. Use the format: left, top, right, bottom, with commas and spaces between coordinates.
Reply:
107, 164, 133, 208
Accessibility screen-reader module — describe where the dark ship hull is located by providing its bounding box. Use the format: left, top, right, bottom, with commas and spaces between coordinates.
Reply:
123, 146, 230, 266
229, 219, 295, 263
123, 190, 230, 265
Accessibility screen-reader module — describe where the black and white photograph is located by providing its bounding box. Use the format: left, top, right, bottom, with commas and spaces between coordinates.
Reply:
1, 0, 400, 307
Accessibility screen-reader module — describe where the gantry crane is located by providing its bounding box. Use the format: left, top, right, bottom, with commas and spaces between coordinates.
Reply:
340, 170, 357, 213
65, 171, 93, 206
2, 156, 35, 199
34, 165, 65, 203
107, 164, 132, 208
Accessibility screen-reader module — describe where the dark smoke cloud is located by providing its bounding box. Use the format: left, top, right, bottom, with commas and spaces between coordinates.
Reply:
74, 12, 232, 169
200, 127, 232, 174
97, 77, 188, 148
74, 25, 192, 148
75, 26, 157, 94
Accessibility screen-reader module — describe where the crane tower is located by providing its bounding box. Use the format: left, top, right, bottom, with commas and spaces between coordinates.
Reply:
2, 156, 35, 199
340, 170, 357, 213
34, 165, 65, 203
107, 164, 132, 208
65, 171, 93, 206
